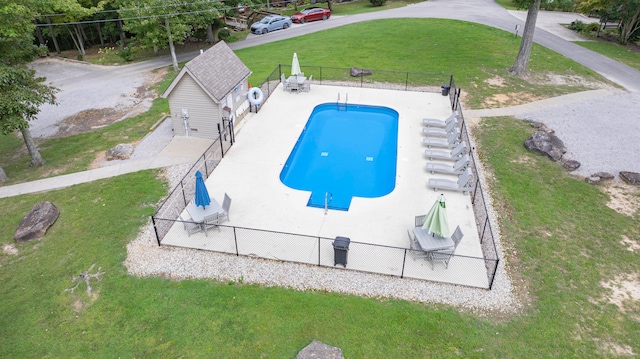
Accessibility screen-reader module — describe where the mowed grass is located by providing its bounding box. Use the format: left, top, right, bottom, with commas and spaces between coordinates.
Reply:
236, 19, 608, 108
2, 19, 637, 356
2, 121, 639, 356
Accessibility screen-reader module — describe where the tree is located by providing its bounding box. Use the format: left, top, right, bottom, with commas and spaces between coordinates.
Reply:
510, 0, 542, 76
0, 0, 59, 167
577, 0, 640, 44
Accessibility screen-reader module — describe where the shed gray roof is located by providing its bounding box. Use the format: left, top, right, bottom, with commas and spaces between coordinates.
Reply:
162, 41, 251, 102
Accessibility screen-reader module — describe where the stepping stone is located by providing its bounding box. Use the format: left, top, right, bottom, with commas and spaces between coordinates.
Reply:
297, 340, 344, 359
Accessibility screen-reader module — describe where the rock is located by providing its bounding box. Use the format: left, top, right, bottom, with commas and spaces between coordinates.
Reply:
106, 143, 134, 161
562, 159, 581, 171
350, 67, 372, 77
524, 131, 566, 162
0, 166, 7, 183
592, 172, 614, 180
297, 340, 344, 359
620, 171, 640, 185
586, 176, 601, 184
528, 121, 554, 134
14, 201, 59, 243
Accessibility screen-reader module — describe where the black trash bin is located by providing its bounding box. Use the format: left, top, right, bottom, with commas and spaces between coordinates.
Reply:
441, 84, 451, 96
333, 236, 350, 267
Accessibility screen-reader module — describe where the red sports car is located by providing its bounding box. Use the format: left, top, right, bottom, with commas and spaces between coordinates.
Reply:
290, 7, 331, 24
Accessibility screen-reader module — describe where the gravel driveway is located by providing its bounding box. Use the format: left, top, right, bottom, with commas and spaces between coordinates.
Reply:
30, 57, 156, 138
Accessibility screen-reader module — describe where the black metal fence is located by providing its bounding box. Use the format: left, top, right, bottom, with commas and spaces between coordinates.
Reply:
152, 121, 234, 244
252, 65, 454, 112
152, 70, 501, 289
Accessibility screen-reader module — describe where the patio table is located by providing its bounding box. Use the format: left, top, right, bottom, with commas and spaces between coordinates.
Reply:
186, 199, 224, 223
287, 75, 307, 85
412, 227, 455, 252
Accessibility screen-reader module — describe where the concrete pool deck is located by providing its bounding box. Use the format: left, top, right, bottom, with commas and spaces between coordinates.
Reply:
162, 83, 489, 288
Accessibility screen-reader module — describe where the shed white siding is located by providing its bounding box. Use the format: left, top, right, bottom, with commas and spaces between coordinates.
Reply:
167, 74, 222, 139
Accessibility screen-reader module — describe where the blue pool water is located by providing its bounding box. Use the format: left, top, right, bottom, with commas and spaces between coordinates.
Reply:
279, 103, 399, 211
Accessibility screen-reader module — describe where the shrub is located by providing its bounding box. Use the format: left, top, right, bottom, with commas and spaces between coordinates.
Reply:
218, 29, 231, 42
117, 47, 133, 61
369, 0, 386, 6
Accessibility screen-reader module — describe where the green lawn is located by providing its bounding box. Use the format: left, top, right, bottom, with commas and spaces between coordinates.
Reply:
575, 39, 640, 71
2, 19, 636, 356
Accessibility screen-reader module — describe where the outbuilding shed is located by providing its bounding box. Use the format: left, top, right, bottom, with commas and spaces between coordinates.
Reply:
162, 41, 252, 139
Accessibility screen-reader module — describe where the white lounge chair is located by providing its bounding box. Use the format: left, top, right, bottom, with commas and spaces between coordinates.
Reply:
425, 154, 470, 175
427, 226, 463, 270
423, 111, 458, 128
427, 168, 474, 195
423, 129, 461, 148
422, 119, 458, 138
424, 141, 467, 161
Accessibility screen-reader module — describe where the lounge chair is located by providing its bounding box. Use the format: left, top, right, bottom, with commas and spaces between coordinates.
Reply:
425, 154, 470, 175
180, 215, 202, 237
219, 193, 231, 223
281, 74, 289, 92
427, 226, 463, 270
423, 129, 461, 148
423, 111, 458, 128
203, 212, 220, 235
424, 141, 467, 162
427, 168, 474, 195
422, 118, 458, 138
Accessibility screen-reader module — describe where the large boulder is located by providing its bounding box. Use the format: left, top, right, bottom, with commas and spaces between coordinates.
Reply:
620, 171, 640, 185
14, 201, 59, 243
106, 143, 134, 161
297, 340, 344, 359
524, 131, 566, 162
350, 67, 372, 77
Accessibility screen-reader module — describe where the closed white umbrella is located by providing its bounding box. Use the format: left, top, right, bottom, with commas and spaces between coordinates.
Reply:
291, 52, 301, 76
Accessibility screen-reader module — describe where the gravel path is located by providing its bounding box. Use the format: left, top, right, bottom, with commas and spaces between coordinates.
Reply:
517, 90, 640, 178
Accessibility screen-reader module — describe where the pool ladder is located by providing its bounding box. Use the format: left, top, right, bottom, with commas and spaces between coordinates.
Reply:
337, 93, 348, 111
324, 192, 333, 214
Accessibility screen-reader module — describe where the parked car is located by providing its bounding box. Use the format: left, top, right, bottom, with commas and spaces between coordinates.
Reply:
290, 7, 331, 24
250, 15, 292, 34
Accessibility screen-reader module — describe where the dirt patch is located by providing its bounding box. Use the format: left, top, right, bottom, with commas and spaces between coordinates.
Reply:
600, 273, 640, 314
594, 338, 636, 357
482, 92, 544, 108
2, 244, 18, 255
529, 73, 612, 89
621, 235, 640, 253
601, 183, 640, 217
53, 67, 166, 138
484, 76, 506, 87
510, 155, 534, 165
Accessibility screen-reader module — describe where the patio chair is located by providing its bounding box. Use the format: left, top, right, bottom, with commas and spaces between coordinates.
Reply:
407, 230, 430, 260
422, 118, 458, 138
427, 226, 463, 270
180, 215, 202, 237
203, 212, 220, 235
415, 214, 426, 227
281, 74, 289, 92
427, 168, 474, 195
424, 141, 467, 162
423, 129, 461, 148
425, 154, 470, 175
423, 111, 459, 128
219, 193, 231, 223
300, 75, 312, 92
288, 80, 299, 93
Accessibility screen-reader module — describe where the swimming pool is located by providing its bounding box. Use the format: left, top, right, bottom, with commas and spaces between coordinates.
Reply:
279, 103, 399, 211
